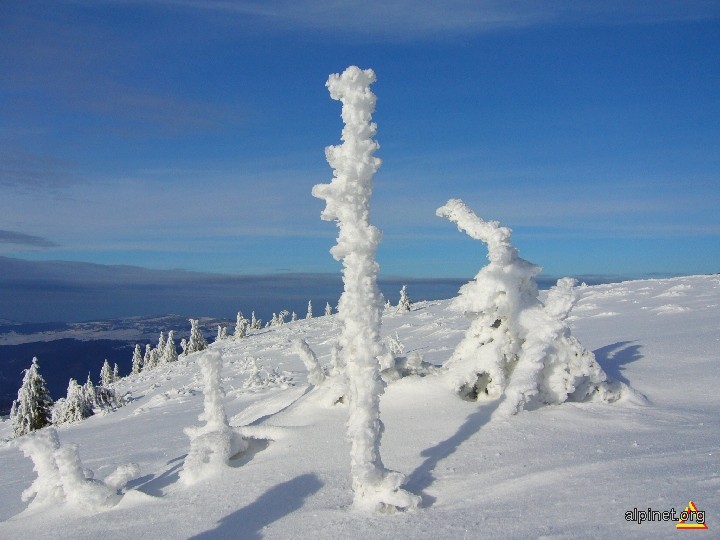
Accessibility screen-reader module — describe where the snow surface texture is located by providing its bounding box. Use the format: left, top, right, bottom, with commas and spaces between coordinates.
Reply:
311, 66, 419, 512
436, 199, 621, 415
0, 276, 718, 537
180, 351, 247, 485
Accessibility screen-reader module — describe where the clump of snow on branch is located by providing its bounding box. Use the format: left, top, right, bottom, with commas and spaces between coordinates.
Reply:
436, 198, 620, 415
311, 65, 419, 512
180, 351, 247, 485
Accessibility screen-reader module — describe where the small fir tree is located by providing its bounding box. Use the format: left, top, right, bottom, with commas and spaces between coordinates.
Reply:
234, 312, 247, 339
163, 330, 179, 363
56, 379, 93, 424
396, 284, 412, 312
325, 302, 332, 317
113, 363, 120, 381
131, 344, 143, 374
10, 357, 54, 437
185, 319, 208, 355
100, 359, 114, 387
306, 300, 313, 319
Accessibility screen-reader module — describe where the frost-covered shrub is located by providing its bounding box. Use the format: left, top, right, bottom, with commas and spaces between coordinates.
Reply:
437, 199, 620, 415
17, 427, 124, 512
180, 351, 247, 485
241, 358, 294, 390
312, 65, 419, 511
10, 357, 54, 437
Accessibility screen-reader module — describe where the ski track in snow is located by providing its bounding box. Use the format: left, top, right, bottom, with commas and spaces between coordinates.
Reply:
0, 276, 718, 538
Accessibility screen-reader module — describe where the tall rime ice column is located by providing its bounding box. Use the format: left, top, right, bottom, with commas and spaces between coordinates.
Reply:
312, 66, 418, 511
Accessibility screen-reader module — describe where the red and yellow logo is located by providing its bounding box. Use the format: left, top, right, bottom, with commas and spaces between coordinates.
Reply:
676, 501, 707, 530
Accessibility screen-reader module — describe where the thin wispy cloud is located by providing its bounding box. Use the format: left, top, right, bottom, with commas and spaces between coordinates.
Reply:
146, 0, 720, 38
0, 230, 58, 248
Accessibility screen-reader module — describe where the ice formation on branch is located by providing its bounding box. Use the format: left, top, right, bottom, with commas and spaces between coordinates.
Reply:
312, 66, 419, 511
293, 339, 326, 386
180, 351, 247, 485
436, 198, 620, 415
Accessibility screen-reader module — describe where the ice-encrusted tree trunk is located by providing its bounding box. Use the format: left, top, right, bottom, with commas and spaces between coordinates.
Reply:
180, 351, 247, 485
437, 199, 620, 415
312, 66, 419, 511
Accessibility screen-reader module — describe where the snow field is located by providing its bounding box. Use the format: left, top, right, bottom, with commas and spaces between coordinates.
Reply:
0, 275, 717, 537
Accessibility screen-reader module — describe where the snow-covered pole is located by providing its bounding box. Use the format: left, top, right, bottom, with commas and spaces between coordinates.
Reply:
312, 66, 418, 511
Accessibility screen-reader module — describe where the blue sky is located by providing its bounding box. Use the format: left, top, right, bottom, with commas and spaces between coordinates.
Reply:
1, 1, 718, 279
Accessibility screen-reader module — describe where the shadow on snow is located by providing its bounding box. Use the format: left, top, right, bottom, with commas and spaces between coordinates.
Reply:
403, 401, 499, 508
189, 473, 323, 540
593, 341, 643, 387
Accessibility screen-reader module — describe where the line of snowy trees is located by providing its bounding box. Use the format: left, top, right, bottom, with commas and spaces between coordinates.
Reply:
9, 357, 123, 437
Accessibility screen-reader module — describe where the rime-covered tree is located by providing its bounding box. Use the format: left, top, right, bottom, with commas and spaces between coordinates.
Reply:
100, 359, 114, 387
312, 66, 419, 511
83, 373, 97, 408
55, 379, 93, 424
156, 332, 167, 358
113, 363, 120, 381
10, 357, 54, 437
436, 199, 621, 415
180, 351, 247, 484
215, 325, 228, 342
396, 284, 412, 312
184, 319, 208, 355
324, 302, 332, 317
306, 300, 313, 319
250, 311, 261, 330
131, 344, 143, 374
163, 330, 178, 363
233, 312, 247, 339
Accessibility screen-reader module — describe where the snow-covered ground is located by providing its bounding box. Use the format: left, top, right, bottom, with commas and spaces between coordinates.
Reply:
0, 275, 717, 538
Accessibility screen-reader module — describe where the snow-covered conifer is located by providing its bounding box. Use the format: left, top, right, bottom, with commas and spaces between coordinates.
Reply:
10, 357, 54, 437
100, 359, 113, 387
250, 311, 261, 330
215, 325, 228, 342
180, 351, 247, 485
396, 284, 412, 312
185, 319, 208, 355
83, 373, 97, 407
436, 199, 620, 415
324, 302, 332, 317
279, 310, 290, 324
143, 344, 154, 370
311, 66, 419, 511
131, 344, 143, 374
291, 311, 298, 322
55, 379, 93, 424
234, 312, 247, 339
163, 330, 178, 363
157, 332, 166, 358
113, 363, 120, 381
306, 300, 313, 319
180, 338, 188, 355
